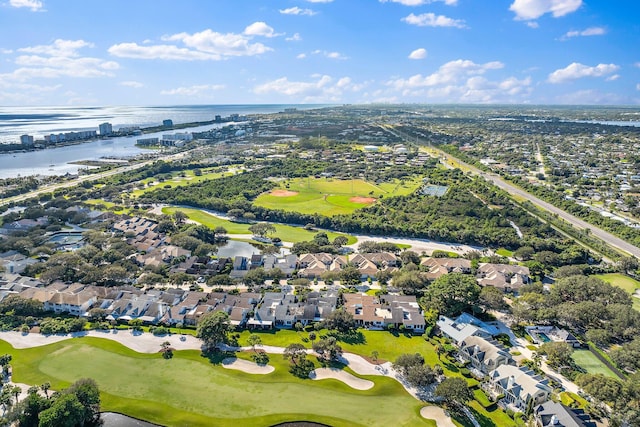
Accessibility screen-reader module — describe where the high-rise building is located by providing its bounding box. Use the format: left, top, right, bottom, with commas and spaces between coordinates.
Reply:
20, 135, 34, 145
163, 119, 173, 128
99, 122, 113, 136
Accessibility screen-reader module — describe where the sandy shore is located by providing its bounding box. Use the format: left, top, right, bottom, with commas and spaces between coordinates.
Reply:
309, 367, 374, 390
420, 406, 456, 427
221, 357, 275, 374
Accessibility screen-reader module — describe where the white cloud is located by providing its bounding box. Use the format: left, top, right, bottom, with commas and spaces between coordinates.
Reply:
286, 33, 302, 42
311, 50, 348, 60
637, 84, 640, 91
382, 59, 529, 103
280, 7, 317, 16
254, 75, 365, 102
119, 81, 143, 88
526, 21, 539, 28
306, 0, 333, 3
1, 39, 118, 81
562, 26, 606, 39
160, 84, 225, 96
296, 53, 307, 59
548, 62, 619, 83
605, 74, 619, 82
380, 0, 458, 5
0, 49, 14, 54
110, 27, 273, 61
635, 62, 640, 68
387, 59, 504, 90
9, 0, 43, 11
108, 43, 222, 61
243, 22, 281, 38
510, 0, 582, 21
408, 48, 427, 60
19, 39, 93, 57
402, 13, 467, 28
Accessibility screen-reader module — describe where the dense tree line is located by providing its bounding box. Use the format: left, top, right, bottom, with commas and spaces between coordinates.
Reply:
512, 275, 640, 344
3, 378, 100, 427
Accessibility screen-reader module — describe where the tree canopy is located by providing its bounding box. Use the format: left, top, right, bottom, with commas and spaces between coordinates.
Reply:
196, 311, 231, 349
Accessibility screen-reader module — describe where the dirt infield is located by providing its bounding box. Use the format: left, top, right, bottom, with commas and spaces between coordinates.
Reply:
271, 190, 299, 197
349, 196, 376, 204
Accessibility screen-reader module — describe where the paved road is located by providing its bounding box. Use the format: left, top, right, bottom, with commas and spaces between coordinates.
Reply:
386, 126, 640, 258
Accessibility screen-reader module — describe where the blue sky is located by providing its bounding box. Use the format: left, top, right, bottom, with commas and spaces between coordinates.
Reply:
1, 0, 639, 105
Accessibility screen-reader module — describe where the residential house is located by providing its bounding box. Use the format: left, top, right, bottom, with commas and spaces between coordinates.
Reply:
263, 254, 298, 277
343, 294, 426, 332
437, 315, 491, 345
298, 253, 345, 278
247, 291, 337, 329
458, 335, 514, 375
0, 250, 38, 274
487, 365, 552, 413
477, 263, 531, 293
421, 257, 472, 280
534, 401, 596, 427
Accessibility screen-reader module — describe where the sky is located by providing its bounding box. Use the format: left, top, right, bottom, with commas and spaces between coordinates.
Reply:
0, 0, 639, 106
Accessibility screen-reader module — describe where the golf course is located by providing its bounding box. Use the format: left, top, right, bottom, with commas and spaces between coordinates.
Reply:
0, 336, 430, 427
254, 177, 421, 216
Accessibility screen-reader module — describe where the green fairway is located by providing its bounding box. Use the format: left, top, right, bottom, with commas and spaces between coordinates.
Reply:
130, 168, 233, 198
571, 349, 619, 379
1, 337, 430, 427
162, 206, 357, 244
594, 274, 640, 312
594, 273, 640, 294
254, 176, 421, 216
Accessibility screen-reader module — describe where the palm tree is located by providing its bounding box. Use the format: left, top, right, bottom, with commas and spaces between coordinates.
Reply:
435, 344, 445, 361
11, 385, 21, 404
370, 350, 379, 365
41, 381, 51, 398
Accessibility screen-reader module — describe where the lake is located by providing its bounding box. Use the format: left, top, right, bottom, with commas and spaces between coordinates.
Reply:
216, 240, 261, 258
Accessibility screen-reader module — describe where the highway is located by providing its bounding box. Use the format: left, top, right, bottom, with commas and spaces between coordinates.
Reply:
386, 125, 640, 259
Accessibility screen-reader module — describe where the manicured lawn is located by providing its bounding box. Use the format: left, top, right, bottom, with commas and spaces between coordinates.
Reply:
571, 349, 619, 379
1, 337, 430, 427
594, 274, 640, 312
559, 391, 588, 409
162, 206, 357, 244
237, 329, 464, 378
495, 248, 513, 257
254, 177, 421, 216
130, 169, 232, 198
594, 273, 640, 294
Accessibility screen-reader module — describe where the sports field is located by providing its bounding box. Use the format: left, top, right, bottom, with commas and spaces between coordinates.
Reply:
571, 349, 619, 379
1, 337, 429, 427
254, 177, 421, 216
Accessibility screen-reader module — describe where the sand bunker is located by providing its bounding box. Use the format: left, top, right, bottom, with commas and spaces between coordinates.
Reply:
221, 357, 275, 374
271, 190, 299, 197
349, 196, 376, 204
309, 367, 374, 390
420, 406, 456, 427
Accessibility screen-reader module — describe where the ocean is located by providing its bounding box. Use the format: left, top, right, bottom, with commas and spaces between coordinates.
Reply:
0, 104, 328, 178
0, 104, 327, 144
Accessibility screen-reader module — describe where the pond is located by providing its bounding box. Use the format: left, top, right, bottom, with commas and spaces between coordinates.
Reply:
100, 412, 162, 427
216, 239, 261, 258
